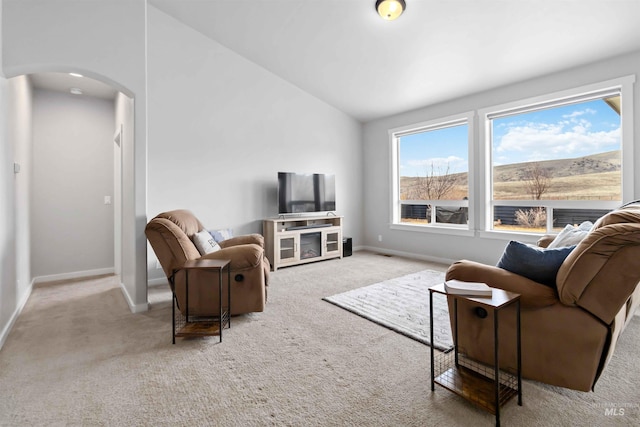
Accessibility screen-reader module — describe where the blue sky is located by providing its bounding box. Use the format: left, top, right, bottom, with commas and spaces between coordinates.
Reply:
399, 98, 621, 176
400, 124, 469, 177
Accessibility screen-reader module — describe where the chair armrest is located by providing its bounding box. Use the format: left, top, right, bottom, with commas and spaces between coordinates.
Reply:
219, 234, 264, 249
445, 260, 559, 308
537, 235, 555, 248
201, 244, 264, 270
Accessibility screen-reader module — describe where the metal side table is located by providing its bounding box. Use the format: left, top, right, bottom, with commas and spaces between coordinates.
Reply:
169, 259, 231, 344
429, 283, 522, 427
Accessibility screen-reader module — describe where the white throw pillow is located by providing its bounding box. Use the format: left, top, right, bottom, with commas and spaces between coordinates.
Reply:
192, 230, 221, 255
547, 221, 593, 248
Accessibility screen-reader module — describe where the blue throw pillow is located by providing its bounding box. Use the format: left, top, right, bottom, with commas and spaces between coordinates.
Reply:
496, 241, 576, 287
208, 228, 234, 243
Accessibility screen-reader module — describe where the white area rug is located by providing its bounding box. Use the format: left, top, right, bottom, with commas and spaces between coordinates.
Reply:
323, 269, 453, 351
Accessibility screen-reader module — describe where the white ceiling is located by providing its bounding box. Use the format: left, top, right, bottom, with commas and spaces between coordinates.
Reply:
29, 72, 118, 100
150, 0, 640, 122
28, 1, 640, 122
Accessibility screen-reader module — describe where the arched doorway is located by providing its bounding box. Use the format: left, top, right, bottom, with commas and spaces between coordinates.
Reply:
3, 67, 145, 312
28, 72, 122, 282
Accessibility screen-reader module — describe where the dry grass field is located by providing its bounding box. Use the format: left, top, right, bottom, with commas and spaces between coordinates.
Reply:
400, 151, 621, 230
493, 170, 620, 200
401, 150, 621, 202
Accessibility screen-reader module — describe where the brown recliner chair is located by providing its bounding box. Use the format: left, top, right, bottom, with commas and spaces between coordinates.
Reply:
445, 201, 640, 391
146, 210, 269, 316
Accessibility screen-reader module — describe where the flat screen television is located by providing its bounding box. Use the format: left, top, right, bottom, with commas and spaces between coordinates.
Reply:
278, 172, 336, 214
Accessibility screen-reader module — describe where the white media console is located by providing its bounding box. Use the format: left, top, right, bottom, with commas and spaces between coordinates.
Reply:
263, 215, 343, 271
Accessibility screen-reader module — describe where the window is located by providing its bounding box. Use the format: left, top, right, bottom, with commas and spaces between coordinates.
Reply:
388, 76, 634, 237
483, 77, 634, 234
391, 113, 473, 231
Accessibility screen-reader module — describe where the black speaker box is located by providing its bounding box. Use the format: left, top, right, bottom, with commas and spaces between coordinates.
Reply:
343, 237, 352, 257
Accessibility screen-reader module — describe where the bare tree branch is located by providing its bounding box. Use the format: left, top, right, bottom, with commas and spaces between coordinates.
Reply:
408, 162, 458, 200
523, 162, 551, 200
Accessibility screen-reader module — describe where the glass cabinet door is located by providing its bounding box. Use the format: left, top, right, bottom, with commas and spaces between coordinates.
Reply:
278, 236, 297, 263
324, 230, 341, 256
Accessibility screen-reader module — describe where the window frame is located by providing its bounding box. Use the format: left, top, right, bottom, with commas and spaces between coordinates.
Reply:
389, 111, 475, 236
478, 76, 635, 238
385, 76, 635, 240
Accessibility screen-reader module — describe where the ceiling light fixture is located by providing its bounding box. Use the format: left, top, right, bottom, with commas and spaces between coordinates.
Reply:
69, 73, 83, 78
376, 0, 406, 21
70, 87, 83, 95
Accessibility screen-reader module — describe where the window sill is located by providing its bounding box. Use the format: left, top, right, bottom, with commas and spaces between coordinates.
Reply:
390, 223, 551, 243
478, 230, 546, 244
390, 223, 475, 237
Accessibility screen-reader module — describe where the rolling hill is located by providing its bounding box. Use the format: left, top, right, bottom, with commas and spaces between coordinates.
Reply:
401, 150, 621, 200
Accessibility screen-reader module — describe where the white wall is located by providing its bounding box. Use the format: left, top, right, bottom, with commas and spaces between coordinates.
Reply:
0, 75, 9, 346
31, 89, 114, 280
146, 7, 363, 280
0, 73, 33, 348
7, 76, 32, 297
114, 92, 136, 299
363, 50, 640, 265
2, 0, 148, 310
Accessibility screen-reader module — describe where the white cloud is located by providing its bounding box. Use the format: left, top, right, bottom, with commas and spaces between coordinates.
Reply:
562, 108, 596, 119
495, 118, 620, 161
406, 155, 467, 175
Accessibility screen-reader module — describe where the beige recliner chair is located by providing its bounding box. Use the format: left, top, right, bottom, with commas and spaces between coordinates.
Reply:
146, 210, 269, 316
445, 201, 640, 391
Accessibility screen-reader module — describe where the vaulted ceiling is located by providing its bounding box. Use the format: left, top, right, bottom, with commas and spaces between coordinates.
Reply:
27, 1, 640, 123
150, 0, 640, 122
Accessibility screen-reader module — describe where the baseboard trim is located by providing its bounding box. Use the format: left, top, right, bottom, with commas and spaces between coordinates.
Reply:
119, 281, 149, 313
33, 267, 116, 284
0, 280, 34, 351
358, 246, 454, 266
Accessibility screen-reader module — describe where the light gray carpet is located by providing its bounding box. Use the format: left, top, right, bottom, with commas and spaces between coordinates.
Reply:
323, 269, 453, 351
0, 252, 639, 426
